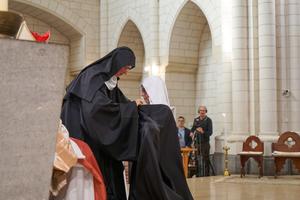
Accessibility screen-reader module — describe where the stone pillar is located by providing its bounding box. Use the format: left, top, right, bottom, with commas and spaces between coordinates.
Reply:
258, 0, 278, 137
100, 0, 109, 56
231, 0, 249, 137
248, 0, 259, 135
0, 0, 8, 11
276, 0, 288, 132
216, 0, 232, 153
288, 0, 300, 132
217, 52, 232, 152
0, 39, 68, 200
145, 0, 161, 78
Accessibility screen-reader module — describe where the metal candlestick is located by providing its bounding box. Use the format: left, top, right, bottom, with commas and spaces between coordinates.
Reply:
223, 145, 230, 176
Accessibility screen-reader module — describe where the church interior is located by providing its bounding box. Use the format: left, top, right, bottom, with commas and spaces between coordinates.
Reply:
1, 0, 300, 199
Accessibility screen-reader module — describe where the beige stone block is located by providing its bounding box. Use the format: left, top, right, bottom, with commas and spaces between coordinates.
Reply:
49, 0, 58, 10
258, 1, 274, 13
232, 49, 248, 59
232, 17, 248, 28
183, 98, 195, 106
259, 79, 277, 90
63, 8, 73, 21
30, 0, 41, 4
0, 39, 68, 200
39, 0, 49, 7
258, 25, 276, 35
288, 36, 300, 46
56, 4, 65, 16
199, 57, 208, 65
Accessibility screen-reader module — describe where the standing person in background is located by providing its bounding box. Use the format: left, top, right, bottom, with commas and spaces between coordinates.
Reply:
177, 116, 193, 148
191, 105, 213, 177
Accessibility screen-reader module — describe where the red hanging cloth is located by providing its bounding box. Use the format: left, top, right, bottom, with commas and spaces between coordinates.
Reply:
31, 30, 50, 42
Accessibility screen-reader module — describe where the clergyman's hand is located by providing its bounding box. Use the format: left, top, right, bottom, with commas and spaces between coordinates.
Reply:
135, 99, 144, 106
196, 127, 204, 134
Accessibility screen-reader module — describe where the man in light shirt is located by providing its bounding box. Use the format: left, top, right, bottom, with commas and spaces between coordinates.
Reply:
177, 116, 193, 148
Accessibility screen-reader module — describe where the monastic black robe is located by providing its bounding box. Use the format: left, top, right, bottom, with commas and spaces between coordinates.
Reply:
129, 105, 194, 200
62, 84, 138, 200
61, 47, 138, 200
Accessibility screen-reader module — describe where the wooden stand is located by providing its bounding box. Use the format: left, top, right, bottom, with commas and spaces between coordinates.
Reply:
181, 147, 194, 178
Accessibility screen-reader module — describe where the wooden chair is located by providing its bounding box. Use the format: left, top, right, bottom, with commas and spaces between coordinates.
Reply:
272, 131, 300, 178
238, 135, 264, 178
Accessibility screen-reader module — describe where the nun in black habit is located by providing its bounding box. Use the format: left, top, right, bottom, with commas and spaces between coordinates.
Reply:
61, 46, 141, 199
61, 46, 193, 200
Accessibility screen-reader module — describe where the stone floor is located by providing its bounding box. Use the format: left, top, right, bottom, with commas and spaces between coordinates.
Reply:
187, 175, 300, 200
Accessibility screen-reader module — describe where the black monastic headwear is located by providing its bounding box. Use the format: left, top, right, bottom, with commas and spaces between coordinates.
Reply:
66, 46, 135, 102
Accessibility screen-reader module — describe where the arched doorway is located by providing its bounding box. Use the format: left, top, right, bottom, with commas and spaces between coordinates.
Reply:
117, 20, 145, 100
167, 1, 215, 127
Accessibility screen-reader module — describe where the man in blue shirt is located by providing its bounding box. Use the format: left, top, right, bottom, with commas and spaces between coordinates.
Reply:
177, 116, 193, 148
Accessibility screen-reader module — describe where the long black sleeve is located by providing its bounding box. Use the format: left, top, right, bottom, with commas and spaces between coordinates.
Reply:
205, 118, 213, 137
191, 119, 196, 133
184, 128, 192, 147
81, 87, 139, 161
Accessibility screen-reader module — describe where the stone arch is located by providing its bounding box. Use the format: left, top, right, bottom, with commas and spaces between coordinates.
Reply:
116, 20, 145, 100
168, 0, 215, 48
10, 0, 87, 36
168, 1, 209, 73
165, 0, 219, 153
166, 0, 215, 125
9, 0, 88, 83
112, 12, 149, 60
160, 0, 220, 66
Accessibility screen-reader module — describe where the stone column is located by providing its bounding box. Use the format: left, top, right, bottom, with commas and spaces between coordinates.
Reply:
258, 0, 278, 137
276, 0, 289, 132
146, 0, 161, 77
215, 0, 233, 154
248, 0, 259, 135
0, 38, 68, 200
288, 0, 300, 132
231, 0, 249, 137
100, 0, 109, 56
0, 0, 8, 11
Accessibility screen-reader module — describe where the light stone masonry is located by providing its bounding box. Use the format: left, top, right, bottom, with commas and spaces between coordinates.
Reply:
0, 38, 68, 200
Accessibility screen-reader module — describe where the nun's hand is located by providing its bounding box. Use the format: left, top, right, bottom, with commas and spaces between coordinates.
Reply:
135, 99, 144, 106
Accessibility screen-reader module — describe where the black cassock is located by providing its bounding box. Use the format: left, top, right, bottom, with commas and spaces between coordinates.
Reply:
130, 105, 194, 200
61, 47, 193, 200
61, 47, 138, 199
